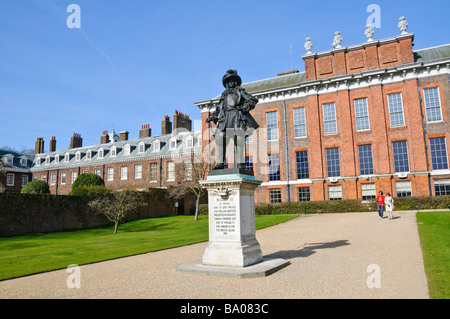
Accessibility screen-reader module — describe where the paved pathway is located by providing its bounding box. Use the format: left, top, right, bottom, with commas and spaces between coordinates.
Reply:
0, 211, 429, 299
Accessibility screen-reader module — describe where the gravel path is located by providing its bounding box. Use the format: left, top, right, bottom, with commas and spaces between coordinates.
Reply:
0, 211, 429, 299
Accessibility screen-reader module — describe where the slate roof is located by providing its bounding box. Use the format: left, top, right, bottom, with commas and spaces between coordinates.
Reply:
198, 43, 450, 103
31, 131, 202, 171
414, 43, 450, 63
0, 149, 35, 173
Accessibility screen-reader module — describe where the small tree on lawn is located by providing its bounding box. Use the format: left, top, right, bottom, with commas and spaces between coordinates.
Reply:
88, 189, 147, 233
169, 154, 210, 221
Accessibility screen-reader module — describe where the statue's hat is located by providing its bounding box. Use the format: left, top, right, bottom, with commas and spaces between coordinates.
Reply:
222, 69, 242, 87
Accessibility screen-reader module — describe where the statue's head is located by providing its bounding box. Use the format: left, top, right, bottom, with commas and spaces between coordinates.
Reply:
222, 69, 242, 88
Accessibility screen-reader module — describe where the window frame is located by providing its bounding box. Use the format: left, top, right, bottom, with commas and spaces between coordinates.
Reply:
353, 98, 370, 131
323, 102, 337, 135
387, 92, 406, 127
107, 167, 114, 181
392, 141, 410, 173
326, 148, 340, 178
266, 111, 279, 141
60, 172, 66, 185
120, 166, 128, 180
358, 144, 374, 176
328, 185, 342, 200
135, 164, 142, 179
297, 186, 311, 201
423, 87, 443, 123
269, 188, 282, 204
268, 153, 281, 181
295, 150, 309, 180
166, 161, 175, 181
149, 162, 158, 182
293, 107, 307, 138
6, 173, 14, 186
429, 137, 449, 171
396, 180, 412, 197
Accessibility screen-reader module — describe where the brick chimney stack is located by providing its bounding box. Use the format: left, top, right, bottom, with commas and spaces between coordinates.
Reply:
139, 124, 151, 138
161, 115, 172, 135
69, 133, 82, 149
49, 136, 56, 152
100, 130, 110, 144
35, 137, 44, 154
173, 110, 192, 135
119, 131, 129, 141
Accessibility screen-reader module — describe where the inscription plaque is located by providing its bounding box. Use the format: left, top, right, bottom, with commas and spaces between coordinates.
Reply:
213, 196, 237, 236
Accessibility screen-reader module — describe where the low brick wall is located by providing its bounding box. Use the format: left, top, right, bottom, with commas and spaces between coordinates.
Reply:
0, 189, 177, 237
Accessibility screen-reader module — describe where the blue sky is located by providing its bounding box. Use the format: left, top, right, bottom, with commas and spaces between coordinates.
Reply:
1, 0, 449, 152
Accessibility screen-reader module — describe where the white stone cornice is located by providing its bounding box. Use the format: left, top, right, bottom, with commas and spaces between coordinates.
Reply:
197, 57, 450, 111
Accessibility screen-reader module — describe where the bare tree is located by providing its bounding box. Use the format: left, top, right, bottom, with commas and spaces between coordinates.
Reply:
169, 154, 210, 221
88, 189, 147, 233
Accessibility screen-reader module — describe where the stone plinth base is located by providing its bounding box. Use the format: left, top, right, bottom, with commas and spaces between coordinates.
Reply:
202, 236, 262, 268
176, 168, 290, 277
176, 258, 290, 278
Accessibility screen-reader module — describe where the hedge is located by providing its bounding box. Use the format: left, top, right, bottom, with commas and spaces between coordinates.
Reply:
198, 196, 450, 215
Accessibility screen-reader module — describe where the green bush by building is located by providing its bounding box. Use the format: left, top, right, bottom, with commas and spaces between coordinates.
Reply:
20, 180, 50, 194
71, 173, 105, 193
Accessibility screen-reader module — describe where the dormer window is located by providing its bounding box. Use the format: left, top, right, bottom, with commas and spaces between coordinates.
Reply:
186, 137, 193, 149
75, 152, 81, 161
5, 156, 13, 165
65, 153, 70, 162
138, 143, 145, 153
36, 157, 41, 166
98, 148, 104, 159
124, 144, 131, 156
54, 155, 59, 163
154, 141, 160, 152
20, 158, 28, 166
170, 139, 177, 150
45, 156, 50, 164
111, 147, 117, 157
86, 150, 92, 160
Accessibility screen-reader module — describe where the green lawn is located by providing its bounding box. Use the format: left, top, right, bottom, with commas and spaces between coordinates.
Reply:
416, 211, 450, 299
0, 214, 298, 281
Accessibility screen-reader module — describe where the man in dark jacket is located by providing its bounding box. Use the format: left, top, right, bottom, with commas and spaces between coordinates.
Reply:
206, 70, 259, 170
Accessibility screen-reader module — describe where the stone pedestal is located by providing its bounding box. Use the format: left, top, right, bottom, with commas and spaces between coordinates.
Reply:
176, 169, 290, 277
202, 169, 262, 267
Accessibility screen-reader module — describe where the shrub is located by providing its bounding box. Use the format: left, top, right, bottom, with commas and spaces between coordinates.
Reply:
71, 173, 105, 193
70, 185, 111, 197
20, 180, 50, 194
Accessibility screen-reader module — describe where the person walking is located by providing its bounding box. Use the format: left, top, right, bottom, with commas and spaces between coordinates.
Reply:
376, 191, 385, 219
385, 193, 394, 220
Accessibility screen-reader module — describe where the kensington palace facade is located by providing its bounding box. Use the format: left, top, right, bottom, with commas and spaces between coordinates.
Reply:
196, 18, 450, 204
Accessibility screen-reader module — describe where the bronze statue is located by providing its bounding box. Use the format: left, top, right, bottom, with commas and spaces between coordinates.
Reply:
206, 70, 259, 170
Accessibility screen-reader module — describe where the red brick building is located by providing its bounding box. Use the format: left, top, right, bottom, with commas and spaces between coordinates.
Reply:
0, 149, 34, 193
196, 20, 450, 204
31, 111, 203, 214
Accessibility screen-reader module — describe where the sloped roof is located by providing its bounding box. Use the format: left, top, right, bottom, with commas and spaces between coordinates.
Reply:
198, 43, 450, 104
31, 131, 202, 171
414, 43, 450, 63
0, 149, 34, 172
